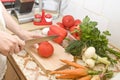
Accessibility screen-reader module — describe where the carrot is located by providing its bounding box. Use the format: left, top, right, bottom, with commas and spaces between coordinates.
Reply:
60, 59, 87, 69
77, 75, 92, 80
56, 74, 79, 79
50, 68, 88, 77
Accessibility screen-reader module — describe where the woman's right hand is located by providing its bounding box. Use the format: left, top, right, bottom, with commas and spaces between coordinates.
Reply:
0, 31, 25, 56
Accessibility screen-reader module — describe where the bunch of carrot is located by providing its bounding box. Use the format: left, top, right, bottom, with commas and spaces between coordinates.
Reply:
50, 59, 99, 80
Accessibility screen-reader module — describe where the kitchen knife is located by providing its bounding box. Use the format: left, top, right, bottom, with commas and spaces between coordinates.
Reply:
25, 35, 58, 47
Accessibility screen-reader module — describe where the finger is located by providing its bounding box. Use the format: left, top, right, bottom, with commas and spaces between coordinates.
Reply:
14, 45, 20, 53
18, 40, 25, 51
15, 36, 25, 51
33, 44, 39, 49
0, 47, 10, 56
9, 47, 14, 55
32, 33, 42, 38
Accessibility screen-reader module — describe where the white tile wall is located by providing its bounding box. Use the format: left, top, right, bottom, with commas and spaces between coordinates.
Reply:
84, 0, 104, 14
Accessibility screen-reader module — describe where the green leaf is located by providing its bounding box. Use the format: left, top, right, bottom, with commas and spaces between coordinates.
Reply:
103, 30, 111, 36
83, 16, 90, 24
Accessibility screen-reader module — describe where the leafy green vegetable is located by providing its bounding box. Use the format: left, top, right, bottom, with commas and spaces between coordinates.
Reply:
65, 16, 120, 63
65, 40, 85, 56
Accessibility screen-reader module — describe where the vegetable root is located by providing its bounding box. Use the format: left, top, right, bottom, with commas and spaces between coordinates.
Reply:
77, 75, 92, 80
60, 59, 87, 69
50, 59, 100, 79
50, 68, 88, 77
56, 74, 79, 79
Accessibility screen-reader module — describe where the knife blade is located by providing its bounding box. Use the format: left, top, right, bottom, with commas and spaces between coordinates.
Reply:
25, 35, 58, 47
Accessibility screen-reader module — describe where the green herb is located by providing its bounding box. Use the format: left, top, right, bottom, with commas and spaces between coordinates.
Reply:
65, 16, 120, 63
101, 70, 114, 80
65, 40, 85, 56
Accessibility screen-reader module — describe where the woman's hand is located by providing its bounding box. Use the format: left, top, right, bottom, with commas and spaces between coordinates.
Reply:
18, 30, 42, 40
17, 30, 42, 48
0, 31, 25, 56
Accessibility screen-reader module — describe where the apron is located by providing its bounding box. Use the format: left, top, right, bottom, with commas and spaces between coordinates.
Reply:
0, 2, 7, 80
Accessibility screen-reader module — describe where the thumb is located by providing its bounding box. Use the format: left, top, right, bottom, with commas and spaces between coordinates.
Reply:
32, 33, 44, 38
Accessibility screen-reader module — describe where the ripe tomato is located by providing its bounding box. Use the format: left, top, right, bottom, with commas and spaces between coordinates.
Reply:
62, 15, 75, 29
74, 19, 81, 26
69, 25, 81, 40
38, 41, 54, 58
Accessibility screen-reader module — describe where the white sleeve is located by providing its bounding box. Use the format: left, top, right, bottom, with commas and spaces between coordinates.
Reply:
0, 1, 6, 31
0, 2, 7, 80
0, 54, 7, 80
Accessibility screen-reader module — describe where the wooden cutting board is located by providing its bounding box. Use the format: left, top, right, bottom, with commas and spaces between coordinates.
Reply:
25, 41, 74, 73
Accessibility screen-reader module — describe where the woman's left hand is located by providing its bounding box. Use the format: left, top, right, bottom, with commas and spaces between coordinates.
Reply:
18, 30, 42, 40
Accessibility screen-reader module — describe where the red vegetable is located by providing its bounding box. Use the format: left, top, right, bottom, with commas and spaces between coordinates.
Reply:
48, 30, 63, 44
38, 41, 54, 58
74, 19, 81, 26
56, 22, 65, 29
69, 25, 81, 40
62, 15, 75, 29
48, 25, 67, 44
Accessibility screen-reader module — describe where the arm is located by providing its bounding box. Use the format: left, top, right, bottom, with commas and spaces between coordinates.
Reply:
0, 31, 25, 56
1, 2, 41, 40
0, 2, 41, 56
1, 2, 23, 37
